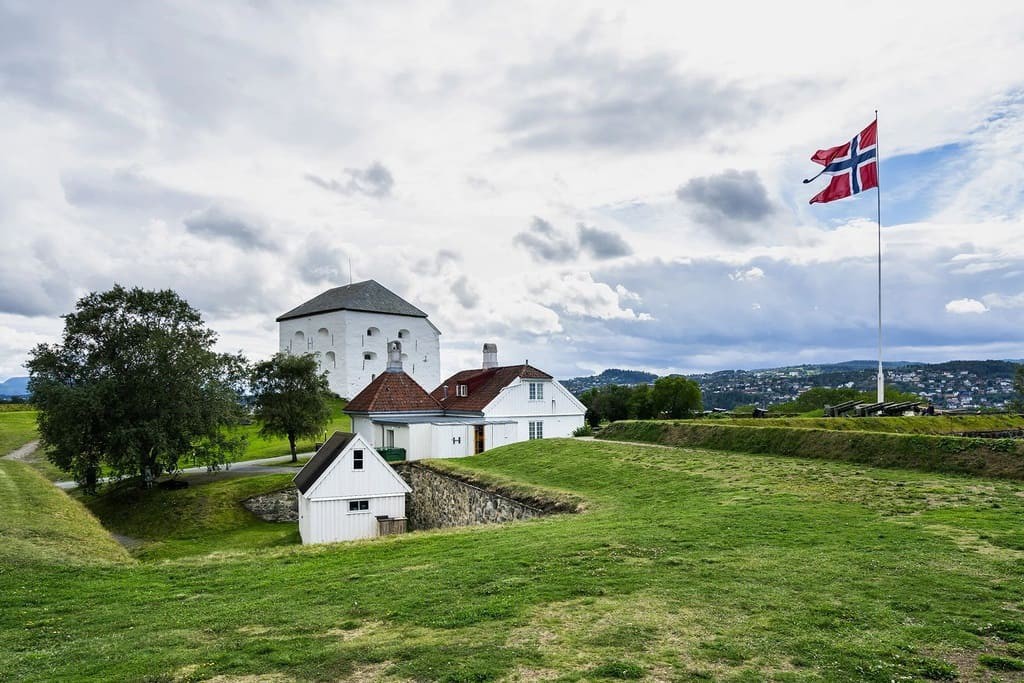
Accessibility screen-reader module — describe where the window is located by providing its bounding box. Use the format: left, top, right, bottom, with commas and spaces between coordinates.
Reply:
348, 500, 369, 512
353, 449, 364, 470
529, 382, 544, 400
398, 329, 410, 339
317, 327, 330, 344
456, 384, 468, 397
528, 421, 544, 440
363, 352, 376, 361
325, 351, 336, 368
386, 429, 395, 448
366, 327, 380, 337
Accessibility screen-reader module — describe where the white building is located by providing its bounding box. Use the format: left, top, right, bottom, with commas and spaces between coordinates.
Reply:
277, 280, 441, 399
294, 431, 411, 544
345, 342, 586, 460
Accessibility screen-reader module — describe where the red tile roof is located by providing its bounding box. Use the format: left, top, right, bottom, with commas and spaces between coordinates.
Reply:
344, 371, 442, 413
430, 364, 552, 412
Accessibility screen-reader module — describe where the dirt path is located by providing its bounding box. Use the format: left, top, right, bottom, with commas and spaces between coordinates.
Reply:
3, 440, 39, 461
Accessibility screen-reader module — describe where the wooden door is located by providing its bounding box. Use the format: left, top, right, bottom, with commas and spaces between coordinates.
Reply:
474, 425, 485, 454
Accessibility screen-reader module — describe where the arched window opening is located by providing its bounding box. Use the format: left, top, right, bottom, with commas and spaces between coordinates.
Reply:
293, 331, 305, 351
318, 328, 330, 343
366, 327, 380, 337
398, 329, 410, 339
363, 351, 376, 361
325, 351, 336, 368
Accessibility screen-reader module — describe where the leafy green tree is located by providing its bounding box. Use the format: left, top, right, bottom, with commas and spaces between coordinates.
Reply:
250, 352, 332, 463
1011, 365, 1024, 413
652, 376, 702, 419
628, 384, 656, 419
28, 286, 247, 492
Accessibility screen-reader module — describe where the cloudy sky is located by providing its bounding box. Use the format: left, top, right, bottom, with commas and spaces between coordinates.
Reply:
2, 1, 1023, 382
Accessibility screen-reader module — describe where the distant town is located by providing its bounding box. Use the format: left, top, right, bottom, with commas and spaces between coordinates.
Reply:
560, 360, 1023, 411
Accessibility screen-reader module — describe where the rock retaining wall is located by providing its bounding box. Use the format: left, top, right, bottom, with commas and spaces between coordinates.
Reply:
393, 463, 544, 530
242, 488, 299, 522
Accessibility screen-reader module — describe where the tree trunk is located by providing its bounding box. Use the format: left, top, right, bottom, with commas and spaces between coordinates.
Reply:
288, 432, 297, 463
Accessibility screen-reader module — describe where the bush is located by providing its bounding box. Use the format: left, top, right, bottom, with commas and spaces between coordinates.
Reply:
572, 424, 594, 437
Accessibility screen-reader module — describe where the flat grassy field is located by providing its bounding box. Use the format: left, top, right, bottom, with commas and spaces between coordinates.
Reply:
0, 409, 38, 456
221, 397, 351, 463
706, 414, 1024, 434
3, 438, 1024, 681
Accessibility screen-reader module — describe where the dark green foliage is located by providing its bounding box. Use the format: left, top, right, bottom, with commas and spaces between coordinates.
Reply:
599, 420, 1024, 480
27, 285, 247, 491
652, 375, 701, 418
249, 352, 332, 462
572, 424, 594, 437
1011, 364, 1024, 412
581, 377, 701, 424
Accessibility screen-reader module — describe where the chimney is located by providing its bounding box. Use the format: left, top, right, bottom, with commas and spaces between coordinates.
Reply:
386, 340, 403, 373
482, 342, 498, 369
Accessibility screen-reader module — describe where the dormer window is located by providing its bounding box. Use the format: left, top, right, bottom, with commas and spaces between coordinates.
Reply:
529, 382, 544, 400
456, 384, 468, 397
353, 450, 364, 470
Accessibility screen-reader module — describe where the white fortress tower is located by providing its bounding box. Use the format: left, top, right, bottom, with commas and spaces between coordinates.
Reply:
277, 280, 441, 399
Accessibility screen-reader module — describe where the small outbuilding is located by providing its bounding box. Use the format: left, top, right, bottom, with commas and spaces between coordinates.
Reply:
293, 431, 411, 545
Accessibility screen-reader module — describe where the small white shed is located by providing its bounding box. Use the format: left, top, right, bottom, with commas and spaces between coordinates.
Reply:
293, 431, 411, 545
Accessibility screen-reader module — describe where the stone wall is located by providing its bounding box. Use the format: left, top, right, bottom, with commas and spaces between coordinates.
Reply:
393, 463, 544, 530
243, 488, 299, 522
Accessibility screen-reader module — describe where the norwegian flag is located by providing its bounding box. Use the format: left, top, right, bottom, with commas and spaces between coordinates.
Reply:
805, 120, 878, 204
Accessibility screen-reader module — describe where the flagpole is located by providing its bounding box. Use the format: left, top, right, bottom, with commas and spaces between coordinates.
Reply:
875, 109, 884, 403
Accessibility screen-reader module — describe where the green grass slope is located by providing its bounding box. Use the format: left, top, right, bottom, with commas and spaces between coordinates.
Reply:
602, 420, 1024, 480
3, 439, 1024, 680
225, 397, 351, 463
709, 414, 1024, 434
0, 409, 38, 456
0, 459, 130, 566
83, 474, 299, 561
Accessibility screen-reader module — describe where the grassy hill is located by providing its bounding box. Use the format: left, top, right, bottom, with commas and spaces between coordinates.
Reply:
2, 438, 1024, 680
0, 459, 130, 566
702, 414, 1024, 434
82, 474, 299, 561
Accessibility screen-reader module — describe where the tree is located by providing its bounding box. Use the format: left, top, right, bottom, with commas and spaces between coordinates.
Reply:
250, 352, 332, 463
1011, 365, 1024, 413
628, 384, 656, 419
28, 286, 247, 492
652, 376, 702, 419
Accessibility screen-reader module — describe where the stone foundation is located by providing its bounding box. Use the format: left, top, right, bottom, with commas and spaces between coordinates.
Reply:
242, 488, 299, 522
393, 463, 544, 530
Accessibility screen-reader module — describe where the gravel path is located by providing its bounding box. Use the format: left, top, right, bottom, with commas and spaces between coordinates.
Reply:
53, 453, 311, 490
3, 440, 40, 461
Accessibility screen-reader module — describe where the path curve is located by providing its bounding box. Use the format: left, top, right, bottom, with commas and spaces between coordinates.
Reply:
53, 453, 311, 490
3, 440, 39, 461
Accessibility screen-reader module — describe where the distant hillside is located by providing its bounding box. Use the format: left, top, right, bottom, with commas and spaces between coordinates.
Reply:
0, 376, 29, 397
563, 359, 1022, 410
561, 368, 657, 394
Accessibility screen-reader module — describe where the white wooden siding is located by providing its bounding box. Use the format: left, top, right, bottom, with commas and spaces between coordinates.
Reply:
483, 378, 586, 419
302, 494, 406, 544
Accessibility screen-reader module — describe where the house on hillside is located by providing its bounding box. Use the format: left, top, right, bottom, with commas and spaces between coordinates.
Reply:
294, 431, 411, 544
345, 341, 585, 459
277, 280, 441, 399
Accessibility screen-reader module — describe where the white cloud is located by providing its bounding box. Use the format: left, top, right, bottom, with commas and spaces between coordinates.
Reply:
729, 267, 765, 282
945, 298, 989, 315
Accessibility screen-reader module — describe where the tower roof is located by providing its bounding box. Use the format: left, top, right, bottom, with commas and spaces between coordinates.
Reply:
276, 280, 428, 322
344, 371, 443, 413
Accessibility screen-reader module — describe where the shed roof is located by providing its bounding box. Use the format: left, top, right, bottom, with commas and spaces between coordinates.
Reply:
276, 280, 428, 322
431, 364, 552, 412
344, 370, 443, 413
293, 431, 355, 494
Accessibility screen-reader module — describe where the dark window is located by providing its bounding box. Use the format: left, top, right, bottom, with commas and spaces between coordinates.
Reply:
348, 499, 369, 512
353, 450, 364, 470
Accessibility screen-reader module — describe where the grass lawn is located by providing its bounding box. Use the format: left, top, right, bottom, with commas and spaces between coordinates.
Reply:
3, 438, 1024, 680
220, 397, 351, 464
0, 409, 38, 456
